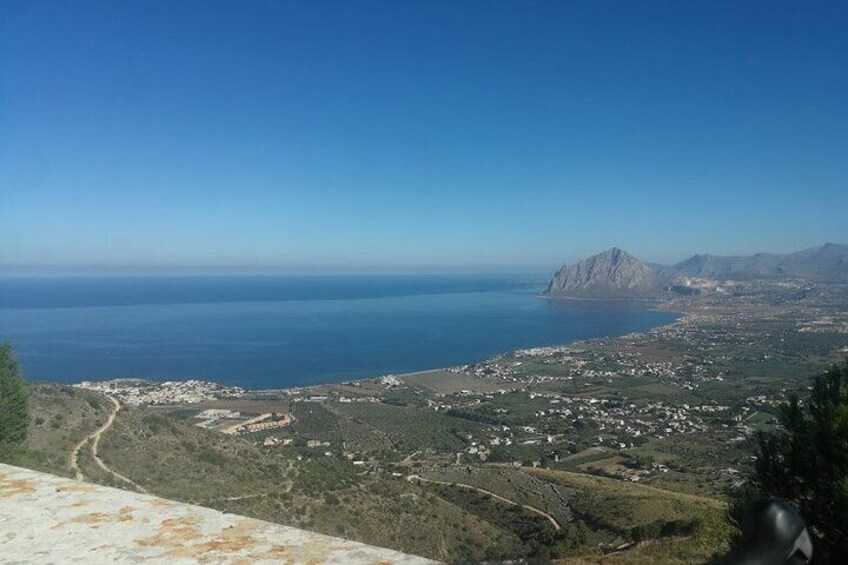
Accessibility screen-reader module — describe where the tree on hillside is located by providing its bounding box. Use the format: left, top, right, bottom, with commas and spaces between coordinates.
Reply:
0, 342, 28, 447
738, 361, 848, 563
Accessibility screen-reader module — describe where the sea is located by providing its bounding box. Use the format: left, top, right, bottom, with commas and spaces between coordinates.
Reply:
0, 275, 677, 389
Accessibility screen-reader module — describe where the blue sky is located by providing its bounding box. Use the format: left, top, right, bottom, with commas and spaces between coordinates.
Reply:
2, 1, 846, 272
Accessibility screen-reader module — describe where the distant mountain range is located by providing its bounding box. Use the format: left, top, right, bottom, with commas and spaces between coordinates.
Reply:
669, 243, 848, 279
545, 243, 848, 297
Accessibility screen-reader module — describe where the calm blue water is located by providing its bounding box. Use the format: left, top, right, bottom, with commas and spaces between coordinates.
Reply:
0, 276, 677, 389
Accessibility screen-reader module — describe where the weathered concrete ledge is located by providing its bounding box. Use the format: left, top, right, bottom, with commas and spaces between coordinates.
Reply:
0, 463, 434, 564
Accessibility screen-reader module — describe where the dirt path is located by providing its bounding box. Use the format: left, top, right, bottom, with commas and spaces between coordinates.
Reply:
68, 436, 89, 481
202, 482, 294, 505
68, 397, 119, 482
407, 474, 561, 531
68, 394, 147, 493
400, 450, 421, 465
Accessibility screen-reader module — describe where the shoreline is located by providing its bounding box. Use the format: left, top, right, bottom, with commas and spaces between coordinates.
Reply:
71, 297, 687, 396
263, 297, 688, 393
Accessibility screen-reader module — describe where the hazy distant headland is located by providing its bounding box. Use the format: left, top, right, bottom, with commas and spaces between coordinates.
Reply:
544, 243, 848, 299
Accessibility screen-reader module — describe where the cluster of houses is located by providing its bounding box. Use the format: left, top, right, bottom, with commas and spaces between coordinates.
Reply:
193, 409, 294, 435
419, 377, 769, 467
220, 412, 293, 435
76, 379, 245, 406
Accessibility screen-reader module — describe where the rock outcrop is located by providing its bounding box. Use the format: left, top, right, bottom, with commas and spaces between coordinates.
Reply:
545, 248, 660, 297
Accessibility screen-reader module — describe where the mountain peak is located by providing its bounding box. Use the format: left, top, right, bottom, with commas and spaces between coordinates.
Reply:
545, 248, 659, 296
599, 247, 627, 259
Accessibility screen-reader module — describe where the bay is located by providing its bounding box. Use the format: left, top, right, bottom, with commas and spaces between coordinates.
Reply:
0, 276, 677, 388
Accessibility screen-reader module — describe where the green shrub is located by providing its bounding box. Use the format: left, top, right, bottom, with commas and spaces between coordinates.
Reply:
0, 343, 28, 448
737, 362, 848, 563
198, 448, 227, 466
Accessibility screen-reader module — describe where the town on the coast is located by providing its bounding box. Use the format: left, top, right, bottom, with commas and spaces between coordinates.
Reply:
6, 245, 846, 562
75, 266, 848, 494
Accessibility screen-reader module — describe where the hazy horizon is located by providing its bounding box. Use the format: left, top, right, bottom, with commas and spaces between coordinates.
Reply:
1, 240, 845, 278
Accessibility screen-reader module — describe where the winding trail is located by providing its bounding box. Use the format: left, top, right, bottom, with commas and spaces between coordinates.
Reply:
202, 482, 294, 506
68, 394, 147, 493
407, 474, 561, 531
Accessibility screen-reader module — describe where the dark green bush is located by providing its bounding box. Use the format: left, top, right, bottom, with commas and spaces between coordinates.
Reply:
0, 343, 28, 448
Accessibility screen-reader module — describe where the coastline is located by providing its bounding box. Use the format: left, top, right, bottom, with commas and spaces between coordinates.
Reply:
73, 296, 686, 396
268, 296, 687, 394
7, 279, 678, 388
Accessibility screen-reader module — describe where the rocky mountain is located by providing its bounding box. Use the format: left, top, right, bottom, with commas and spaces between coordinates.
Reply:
673, 243, 848, 280
545, 248, 661, 297
544, 243, 847, 298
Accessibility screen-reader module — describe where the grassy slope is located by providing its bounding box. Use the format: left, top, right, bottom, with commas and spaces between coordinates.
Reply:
530, 468, 723, 525
566, 508, 733, 564
97, 406, 293, 502
419, 466, 575, 528
216, 478, 523, 562
530, 468, 732, 563
331, 400, 494, 453
0, 383, 113, 477
12, 386, 734, 562
94, 405, 527, 562
414, 464, 732, 561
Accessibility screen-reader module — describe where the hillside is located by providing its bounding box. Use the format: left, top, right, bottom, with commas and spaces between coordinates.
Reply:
545, 244, 848, 298
5, 383, 732, 562
0, 383, 113, 478
545, 248, 661, 297
673, 243, 848, 280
